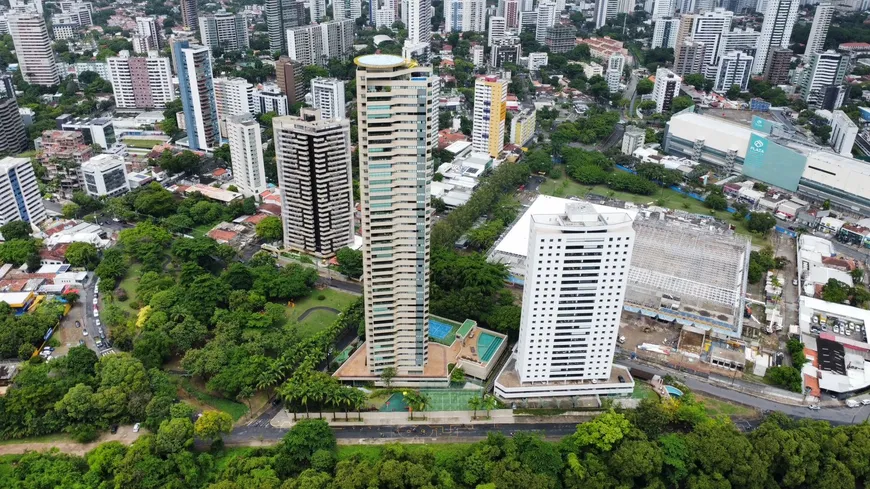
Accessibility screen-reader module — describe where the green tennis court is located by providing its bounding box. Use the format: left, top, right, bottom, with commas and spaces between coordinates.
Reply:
379, 389, 485, 412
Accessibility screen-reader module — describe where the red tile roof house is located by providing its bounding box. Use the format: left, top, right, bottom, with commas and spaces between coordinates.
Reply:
207, 229, 239, 245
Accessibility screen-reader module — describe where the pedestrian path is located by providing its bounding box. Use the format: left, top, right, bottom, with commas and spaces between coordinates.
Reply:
270, 409, 595, 428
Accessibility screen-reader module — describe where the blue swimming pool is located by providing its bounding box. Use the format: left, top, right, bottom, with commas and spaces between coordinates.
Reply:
430, 320, 454, 340
665, 385, 684, 397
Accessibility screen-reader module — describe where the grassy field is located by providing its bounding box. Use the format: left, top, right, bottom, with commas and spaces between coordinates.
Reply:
114, 263, 143, 316
189, 222, 214, 238
285, 289, 358, 337
0, 433, 70, 446
696, 395, 759, 418
123, 139, 167, 149
177, 377, 249, 421
539, 171, 772, 247
632, 382, 657, 399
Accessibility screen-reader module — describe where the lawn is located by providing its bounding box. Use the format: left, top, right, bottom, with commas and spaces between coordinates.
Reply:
114, 263, 143, 317
285, 289, 358, 337
539, 171, 771, 247
0, 433, 70, 446
695, 395, 759, 418
177, 377, 249, 421
123, 139, 167, 149
632, 382, 657, 400
189, 222, 215, 238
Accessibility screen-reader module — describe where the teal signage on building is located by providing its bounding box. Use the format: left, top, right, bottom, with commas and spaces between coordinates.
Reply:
751, 115, 776, 134
741, 134, 807, 192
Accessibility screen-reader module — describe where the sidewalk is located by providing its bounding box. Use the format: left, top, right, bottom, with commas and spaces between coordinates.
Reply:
270, 409, 596, 428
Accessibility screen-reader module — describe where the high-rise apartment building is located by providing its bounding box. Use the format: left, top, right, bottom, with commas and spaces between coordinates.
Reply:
445, 0, 486, 32
199, 11, 249, 52
81, 154, 130, 197
504, 0, 519, 27
310, 0, 328, 22
804, 3, 834, 58
226, 113, 267, 197
799, 50, 848, 107
253, 85, 290, 115
133, 17, 160, 54
39, 129, 91, 197
355, 54, 439, 377
287, 20, 354, 66
674, 39, 706, 75
500, 202, 635, 396
488, 16, 506, 46
8, 13, 59, 86
594, 0, 632, 28
830, 110, 858, 157
511, 106, 536, 146
764, 48, 792, 84
265, 0, 305, 54
534, 2, 557, 43
0, 77, 27, 155
276, 56, 307, 104
180, 0, 198, 30
653, 67, 682, 112
472, 76, 507, 158
606, 53, 624, 93
173, 41, 219, 151
333, 0, 362, 21
403, 0, 432, 62
214, 77, 255, 136
108, 51, 175, 110
274, 108, 354, 258
472, 44, 485, 67
652, 17, 680, 49
682, 8, 732, 69
310, 78, 346, 120
651, 0, 676, 20
622, 125, 645, 154
718, 27, 759, 59
0, 157, 47, 226
714, 51, 753, 92
545, 25, 576, 53
753, 0, 799, 74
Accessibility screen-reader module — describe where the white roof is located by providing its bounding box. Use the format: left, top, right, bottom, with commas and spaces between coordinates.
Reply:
799, 234, 834, 257
820, 216, 845, 229
738, 187, 763, 200
493, 195, 639, 258
802, 151, 870, 205
806, 267, 853, 287
801, 296, 870, 324
445, 141, 472, 154
667, 113, 760, 158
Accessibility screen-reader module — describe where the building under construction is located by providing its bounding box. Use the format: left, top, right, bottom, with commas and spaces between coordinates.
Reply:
624, 218, 751, 338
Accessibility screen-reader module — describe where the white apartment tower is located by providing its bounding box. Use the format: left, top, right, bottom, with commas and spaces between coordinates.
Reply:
653, 67, 682, 112
445, 0, 486, 32
310, 78, 347, 120
651, 0, 676, 20
513, 203, 636, 385
622, 125, 645, 155
226, 113, 267, 197
594, 0, 632, 28
333, 0, 362, 21
535, 2, 557, 43
685, 8, 733, 69
133, 17, 160, 54
7, 13, 58, 86
81, 154, 129, 197
714, 51, 753, 92
199, 11, 249, 52
488, 16, 507, 47
274, 108, 354, 258
107, 50, 175, 110
652, 17, 680, 49
606, 53, 624, 93
804, 3, 834, 58
0, 157, 47, 225
310, 0, 328, 22
718, 28, 760, 59
472, 75, 508, 158
799, 50, 848, 106
830, 110, 858, 157
403, 0, 432, 61
355, 54, 439, 377
753, 0, 799, 74
214, 77, 255, 133
287, 20, 354, 66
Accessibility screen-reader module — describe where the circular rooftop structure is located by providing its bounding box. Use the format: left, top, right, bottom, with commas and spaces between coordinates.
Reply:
355, 54, 406, 68
373, 34, 394, 46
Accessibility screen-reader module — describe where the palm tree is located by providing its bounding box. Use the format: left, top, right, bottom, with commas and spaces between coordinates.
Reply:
350, 388, 367, 421
482, 394, 497, 419
276, 382, 298, 421
403, 391, 430, 421
468, 395, 482, 420
332, 388, 348, 421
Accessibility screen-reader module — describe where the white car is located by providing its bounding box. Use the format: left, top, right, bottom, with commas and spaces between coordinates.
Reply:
133, 423, 141, 433
862, 399, 870, 406
792, 279, 798, 286
95, 319, 101, 328
94, 309, 99, 318
808, 405, 821, 410
83, 329, 88, 336
92, 298, 98, 305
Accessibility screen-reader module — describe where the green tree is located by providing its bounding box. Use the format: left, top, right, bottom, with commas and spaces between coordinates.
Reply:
705, 193, 728, 211
726, 84, 742, 99
255, 215, 283, 241
335, 247, 363, 279
380, 367, 396, 388
670, 96, 694, 113
155, 417, 194, 454
194, 410, 233, 441
636, 78, 654, 95
821, 279, 850, 304
747, 212, 777, 234
0, 221, 32, 241
64, 242, 100, 269
276, 419, 336, 474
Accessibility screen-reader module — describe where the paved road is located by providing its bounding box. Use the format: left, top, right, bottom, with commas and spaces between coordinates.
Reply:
598, 124, 625, 152
625, 72, 639, 118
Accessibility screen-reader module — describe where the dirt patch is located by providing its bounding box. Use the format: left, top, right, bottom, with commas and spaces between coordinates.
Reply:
618, 313, 681, 351
52, 303, 88, 358
0, 426, 141, 456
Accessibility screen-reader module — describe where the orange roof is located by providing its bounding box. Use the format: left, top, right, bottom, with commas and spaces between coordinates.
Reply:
207, 229, 238, 242
258, 203, 282, 215
213, 168, 228, 176
244, 213, 269, 224
803, 373, 820, 398
805, 348, 819, 368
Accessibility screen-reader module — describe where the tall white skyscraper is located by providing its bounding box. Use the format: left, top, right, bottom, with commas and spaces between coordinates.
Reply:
173, 40, 219, 150
333, 0, 362, 21
652, 17, 680, 48
274, 108, 354, 257
651, 0, 676, 20
310, 0, 328, 22
0, 156, 47, 225
265, 0, 305, 53
214, 77, 255, 132
804, 3, 834, 58
799, 50, 848, 106
653, 67, 682, 112
310, 77, 346, 120
714, 51, 753, 92
594, 0, 632, 28
133, 17, 160, 54
488, 16, 507, 46
606, 53, 624, 93
830, 110, 858, 156
7, 13, 58, 86
199, 11, 249, 52
684, 8, 733, 70
513, 202, 636, 387
718, 28, 760, 59
535, 2, 557, 43
355, 54, 439, 377
445, 0, 486, 32
226, 113, 267, 197
472, 75, 508, 158
107, 50, 175, 110
287, 20, 355, 66
753, 0, 799, 74
403, 0, 432, 61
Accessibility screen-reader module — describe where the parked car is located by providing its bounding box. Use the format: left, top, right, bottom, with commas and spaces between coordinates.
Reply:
862, 399, 870, 406
94, 309, 99, 318
808, 405, 821, 410
133, 423, 141, 433
847, 400, 860, 408
83, 329, 88, 336
75, 321, 81, 328
78, 339, 85, 346
792, 279, 798, 286
95, 319, 101, 328
92, 298, 98, 305
110, 425, 119, 434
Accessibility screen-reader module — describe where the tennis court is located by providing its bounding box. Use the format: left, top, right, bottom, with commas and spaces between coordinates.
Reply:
429, 316, 461, 345
421, 389, 483, 411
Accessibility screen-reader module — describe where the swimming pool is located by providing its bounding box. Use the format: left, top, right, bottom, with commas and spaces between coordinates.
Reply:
665, 385, 684, 397
477, 332, 503, 363
430, 320, 454, 340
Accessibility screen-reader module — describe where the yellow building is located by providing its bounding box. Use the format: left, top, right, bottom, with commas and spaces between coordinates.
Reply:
472, 76, 508, 158
511, 107, 536, 146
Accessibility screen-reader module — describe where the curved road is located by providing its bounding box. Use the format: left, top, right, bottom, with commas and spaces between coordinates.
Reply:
298, 306, 341, 321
